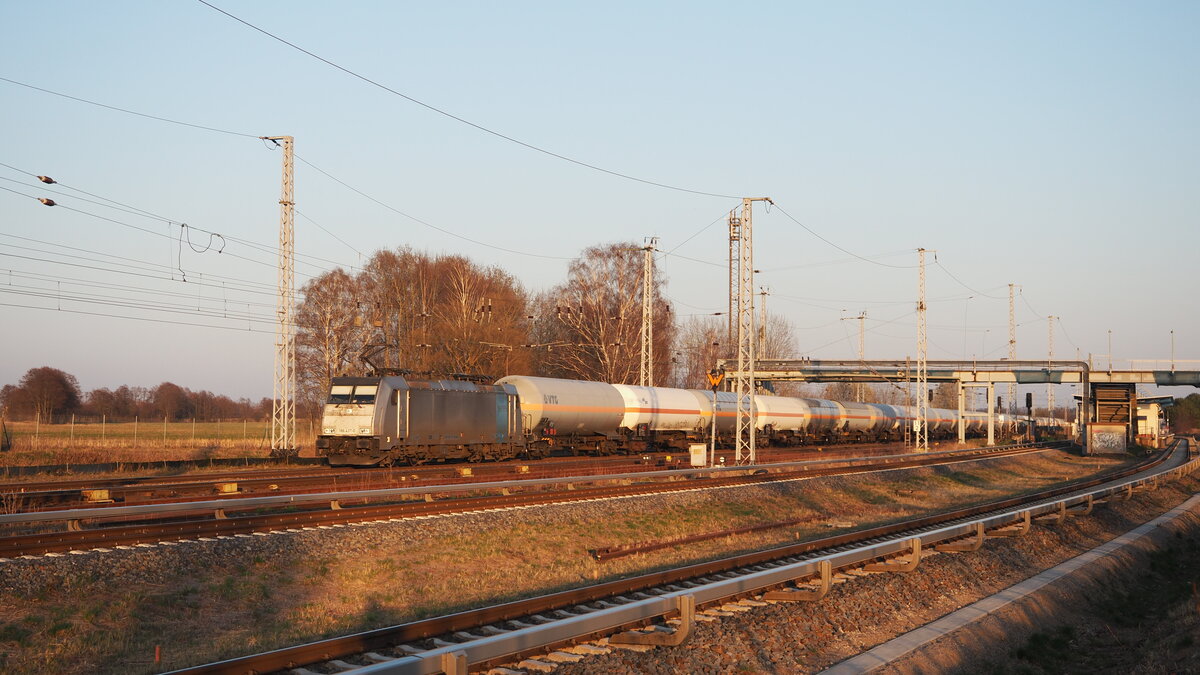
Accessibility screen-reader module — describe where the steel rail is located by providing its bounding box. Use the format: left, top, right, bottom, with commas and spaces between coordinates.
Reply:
1, 456, 655, 507
164, 442, 1186, 675
3, 443, 929, 510
0, 441, 1058, 525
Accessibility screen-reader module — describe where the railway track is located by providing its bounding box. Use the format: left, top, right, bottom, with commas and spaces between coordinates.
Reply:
0, 441, 938, 510
0, 443, 1055, 558
162, 440, 1194, 675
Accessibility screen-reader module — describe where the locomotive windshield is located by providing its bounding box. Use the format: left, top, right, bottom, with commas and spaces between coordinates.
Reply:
328, 385, 377, 405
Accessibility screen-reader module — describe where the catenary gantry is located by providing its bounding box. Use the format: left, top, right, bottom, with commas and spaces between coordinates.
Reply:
716, 359, 1200, 454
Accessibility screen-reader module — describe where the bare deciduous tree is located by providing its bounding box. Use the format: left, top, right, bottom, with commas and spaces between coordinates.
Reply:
296, 248, 531, 393
296, 268, 369, 406
534, 242, 674, 384
671, 316, 724, 389
9, 367, 81, 422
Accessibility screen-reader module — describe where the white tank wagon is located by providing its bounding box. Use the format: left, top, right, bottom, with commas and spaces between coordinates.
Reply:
688, 389, 740, 436
868, 403, 906, 439
495, 375, 627, 454
840, 401, 888, 438
754, 395, 814, 444
612, 384, 709, 449
794, 398, 843, 440
926, 407, 961, 435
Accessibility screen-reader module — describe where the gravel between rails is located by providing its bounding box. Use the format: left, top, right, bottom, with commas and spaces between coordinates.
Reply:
0, 451, 1156, 674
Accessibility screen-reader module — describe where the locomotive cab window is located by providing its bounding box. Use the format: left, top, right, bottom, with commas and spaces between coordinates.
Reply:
328, 385, 354, 404
350, 385, 378, 404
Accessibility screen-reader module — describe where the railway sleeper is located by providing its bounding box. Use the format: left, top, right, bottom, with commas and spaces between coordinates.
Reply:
1034, 501, 1073, 526
935, 522, 986, 553
862, 537, 922, 573
987, 510, 1032, 537
609, 594, 695, 647
1065, 494, 1094, 516
540, 651, 584, 663
763, 560, 832, 602
560, 644, 611, 656
514, 658, 557, 672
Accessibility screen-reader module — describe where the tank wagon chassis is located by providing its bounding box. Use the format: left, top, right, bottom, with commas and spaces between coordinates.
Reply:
316, 374, 1063, 468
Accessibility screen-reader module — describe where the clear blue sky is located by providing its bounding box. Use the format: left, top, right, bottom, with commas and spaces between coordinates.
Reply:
1, 1, 1197, 402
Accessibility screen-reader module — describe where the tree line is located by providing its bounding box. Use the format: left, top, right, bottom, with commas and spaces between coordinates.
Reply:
5, 239, 1106, 424
296, 242, 693, 404
1, 366, 270, 423
21, 239, 1075, 422
1168, 394, 1200, 432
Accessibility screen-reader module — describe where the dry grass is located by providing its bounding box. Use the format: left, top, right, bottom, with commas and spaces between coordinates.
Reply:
0, 450, 1149, 673
0, 420, 320, 465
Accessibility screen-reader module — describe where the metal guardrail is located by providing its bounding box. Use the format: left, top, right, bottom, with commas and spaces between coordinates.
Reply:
258, 441, 1196, 675
0, 442, 1060, 526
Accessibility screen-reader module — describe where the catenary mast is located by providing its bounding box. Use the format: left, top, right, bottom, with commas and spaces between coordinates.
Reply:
265, 136, 296, 457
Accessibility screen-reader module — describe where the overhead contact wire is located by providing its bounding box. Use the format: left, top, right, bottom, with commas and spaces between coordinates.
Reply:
196, 1, 739, 199
771, 203, 917, 270
293, 154, 575, 260
0, 76, 259, 138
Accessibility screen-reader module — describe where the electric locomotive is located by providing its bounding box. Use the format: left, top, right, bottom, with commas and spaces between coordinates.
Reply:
316, 375, 526, 466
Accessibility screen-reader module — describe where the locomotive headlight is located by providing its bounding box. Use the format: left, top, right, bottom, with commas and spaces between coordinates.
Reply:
323, 427, 335, 434
359, 427, 372, 434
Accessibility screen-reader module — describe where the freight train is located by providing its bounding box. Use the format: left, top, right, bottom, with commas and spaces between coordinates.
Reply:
316, 374, 1063, 467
